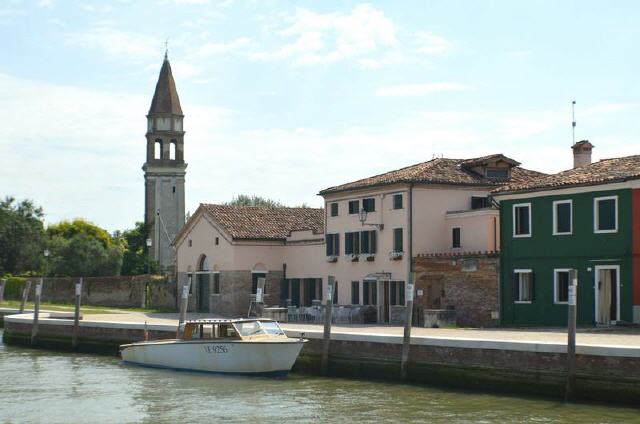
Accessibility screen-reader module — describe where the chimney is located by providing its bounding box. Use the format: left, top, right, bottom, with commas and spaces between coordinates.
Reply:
571, 140, 593, 168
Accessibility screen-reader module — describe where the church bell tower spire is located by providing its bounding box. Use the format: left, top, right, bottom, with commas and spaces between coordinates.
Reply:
142, 53, 187, 272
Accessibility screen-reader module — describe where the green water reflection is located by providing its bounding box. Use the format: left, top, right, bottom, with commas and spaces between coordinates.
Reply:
1, 332, 638, 423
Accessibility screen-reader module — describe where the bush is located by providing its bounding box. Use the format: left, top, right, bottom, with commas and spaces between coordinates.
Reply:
2, 276, 27, 300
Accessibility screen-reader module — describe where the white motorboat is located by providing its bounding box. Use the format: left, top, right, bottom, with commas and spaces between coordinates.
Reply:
120, 318, 306, 376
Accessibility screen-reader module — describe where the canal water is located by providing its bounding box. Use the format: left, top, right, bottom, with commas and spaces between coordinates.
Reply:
1, 332, 638, 423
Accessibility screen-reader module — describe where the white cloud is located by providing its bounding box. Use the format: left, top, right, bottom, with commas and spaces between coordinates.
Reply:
374, 83, 471, 97
38, 0, 54, 8
413, 31, 452, 55
250, 5, 452, 68
250, 4, 398, 66
65, 24, 159, 60
189, 37, 252, 58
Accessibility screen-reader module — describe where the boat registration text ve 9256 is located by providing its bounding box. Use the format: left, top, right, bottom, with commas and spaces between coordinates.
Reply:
203, 345, 228, 354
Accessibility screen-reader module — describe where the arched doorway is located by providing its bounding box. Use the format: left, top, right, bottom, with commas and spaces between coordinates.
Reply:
197, 255, 210, 312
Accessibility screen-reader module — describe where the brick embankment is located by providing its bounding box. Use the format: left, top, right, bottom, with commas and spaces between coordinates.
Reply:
3, 312, 640, 405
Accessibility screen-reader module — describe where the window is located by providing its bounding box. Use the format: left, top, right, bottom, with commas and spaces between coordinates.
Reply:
452, 227, 461, 248
486, 168, 509, 178
513, 203, 531, 237
325, 234, 340, 256
212, 273, 220, 295
172, 186, 176, 194
251, 272, 267, 294
169, 140, 176, 160
345, 232, 360, 255
390, 281, 405, 305
471, 196, 490, 209
393, 228, 403, 252
363, 280, 377, 305
188, 239, 192, 247
330, 202, 339, 217
351, 281, 360, 305
553, 200, 572, 235
333, 281, 339, 305
554, 269, 571, 304
393, 194, 403, 210
348, 200, 359, 214
513, 269, 534, 303
360, 230, 377, 254
215, 237, 219, 245
594, 196, 618, 233
362, 198, 375, 212
154, 139, 163, 159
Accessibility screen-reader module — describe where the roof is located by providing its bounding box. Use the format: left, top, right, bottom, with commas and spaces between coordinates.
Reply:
319, 155, 544, 195
493, 155, 640, 194
201, 204, 324, 240
148, 57, 183, 116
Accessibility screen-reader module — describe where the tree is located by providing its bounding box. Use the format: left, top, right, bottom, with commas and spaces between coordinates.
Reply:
227, 195, 285, 208
226, 195, 310, 208
46, 219, 123, 277
118, 222, 159, 275
0, 196, 45, 275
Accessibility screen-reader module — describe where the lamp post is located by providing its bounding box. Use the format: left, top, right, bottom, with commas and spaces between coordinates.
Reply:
358, 208, 384, 230
43, 249, 50, 277
146, 238, 152, 276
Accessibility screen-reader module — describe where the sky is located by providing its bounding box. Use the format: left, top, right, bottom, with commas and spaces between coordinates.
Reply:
1, 0, 639, 232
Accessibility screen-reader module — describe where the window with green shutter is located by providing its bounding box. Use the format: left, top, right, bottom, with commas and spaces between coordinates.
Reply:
393, 194, 403, 209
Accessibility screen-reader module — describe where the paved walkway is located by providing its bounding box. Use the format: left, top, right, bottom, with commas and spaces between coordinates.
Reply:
69, 311, 640, 347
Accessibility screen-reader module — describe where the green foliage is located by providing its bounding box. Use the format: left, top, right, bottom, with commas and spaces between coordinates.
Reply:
118, 222, 159, 275
0, 197, 46, 275
1, 276, 28, 300
226, 195, 310, 208
46, 219, 124, 277
227, 195, 285, 208
47, 218, 114, 249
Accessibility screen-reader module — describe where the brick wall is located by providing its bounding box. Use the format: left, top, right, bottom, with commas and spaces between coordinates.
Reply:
22, 275, 174, 309
413, 253, 499, 327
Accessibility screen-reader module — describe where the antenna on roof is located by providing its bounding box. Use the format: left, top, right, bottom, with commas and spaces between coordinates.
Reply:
571, 100, 576, 144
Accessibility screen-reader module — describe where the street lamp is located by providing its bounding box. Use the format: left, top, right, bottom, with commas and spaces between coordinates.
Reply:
43, 249, 50, 278
146, 238, 152, 275
358, 208, 384, 230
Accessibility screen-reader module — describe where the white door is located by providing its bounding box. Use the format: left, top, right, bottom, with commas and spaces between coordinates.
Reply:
594, 265, 620, 324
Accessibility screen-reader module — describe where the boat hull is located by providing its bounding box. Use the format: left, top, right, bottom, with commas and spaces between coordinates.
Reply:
120, 340, 305, 375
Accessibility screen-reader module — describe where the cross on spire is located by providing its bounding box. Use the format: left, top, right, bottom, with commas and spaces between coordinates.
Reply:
164, 38, 169, 60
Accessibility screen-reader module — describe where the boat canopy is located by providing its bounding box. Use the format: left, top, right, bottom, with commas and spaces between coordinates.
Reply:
182, 318, 285, 341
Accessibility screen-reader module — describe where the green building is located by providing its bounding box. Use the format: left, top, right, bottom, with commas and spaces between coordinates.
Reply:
493, 142, 640, 326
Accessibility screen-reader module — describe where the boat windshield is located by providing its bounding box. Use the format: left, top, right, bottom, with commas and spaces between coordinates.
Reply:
260, 321, 285, 335
235, 321, 264, 337
233, 321, 285, 337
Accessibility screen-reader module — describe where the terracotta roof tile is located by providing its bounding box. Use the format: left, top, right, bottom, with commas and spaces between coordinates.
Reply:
319, 155, 544, 194
149, 58, 183, 115
202, 204, 324, 240
493, 155, 640, 194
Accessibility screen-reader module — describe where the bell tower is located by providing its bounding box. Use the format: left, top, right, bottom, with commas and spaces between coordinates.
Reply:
143, 52, 187, 272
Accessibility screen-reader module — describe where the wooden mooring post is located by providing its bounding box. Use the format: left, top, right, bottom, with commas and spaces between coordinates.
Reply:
401, 275, 415, 381
565, 269, 578, 401
0, 278, 6, 303
19, 280, 32, 313
321, 276, 335, 375
72, 278, 83, 350
31, 278, 43, 345
177, 274, 192, 338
